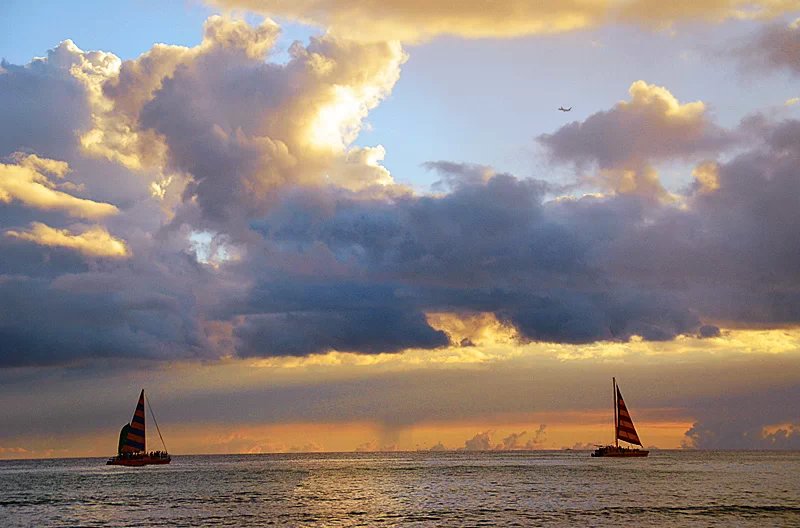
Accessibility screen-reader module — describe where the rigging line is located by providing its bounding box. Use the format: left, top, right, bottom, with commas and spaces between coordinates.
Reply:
145, 393, 168, 452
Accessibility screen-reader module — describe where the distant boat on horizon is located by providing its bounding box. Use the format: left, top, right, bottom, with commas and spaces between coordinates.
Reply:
591, 377, 649, 458
106, 389, 171, 466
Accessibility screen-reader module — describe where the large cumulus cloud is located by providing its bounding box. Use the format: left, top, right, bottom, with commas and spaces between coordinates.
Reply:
85, 16, 406, 230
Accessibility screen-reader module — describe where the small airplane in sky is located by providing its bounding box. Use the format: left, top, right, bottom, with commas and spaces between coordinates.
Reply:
558, 106, 572, 112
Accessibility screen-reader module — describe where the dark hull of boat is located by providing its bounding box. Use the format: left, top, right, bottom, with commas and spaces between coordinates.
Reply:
106, 455, 171, 466
591, 446, 649, 457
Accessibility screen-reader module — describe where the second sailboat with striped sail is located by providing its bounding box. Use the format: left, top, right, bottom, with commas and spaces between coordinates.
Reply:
592, 378, 649, 457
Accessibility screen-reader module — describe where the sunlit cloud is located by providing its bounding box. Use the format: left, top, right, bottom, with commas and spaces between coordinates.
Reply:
209, 0, 800, 42
5, 222, 130, 258
691, 161, 721, 193
538, 80, 731, 200
0, 153, 119, 219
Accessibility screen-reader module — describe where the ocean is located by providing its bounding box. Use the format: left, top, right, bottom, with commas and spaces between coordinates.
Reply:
1, 451, 798, 527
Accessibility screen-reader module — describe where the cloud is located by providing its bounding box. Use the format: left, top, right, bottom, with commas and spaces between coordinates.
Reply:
498, 431, 528, 450
0, 153, 119, 219
697, 324, 721, 338
737, 18, 800, 76
0, 446, 30, 457
525, 424, 548, 448
619, 0, 799, 28
238, 171, 705, 349
461, 427, 547, 450
209, 0, 799, 42
691, 161, 721, 194
211, 0, 609, 41
0, 42, 91, 160
0, 272, 209, 367
3, 16, 406, 231
354, 441, 398, 452
463, 431, 493, 451
683, 385, 800, 449
234, 307, 449, 356
428, 441, 447, 451
538, 81, 731, 199
231, 103, 800, 352
202, 430, 287, 454
6, 222, 130, 259
86, 15, 407, 227
0, 17, 408, 366
80, 17, 279, 173
685, 421, 800, 449
425, 161, 502, 192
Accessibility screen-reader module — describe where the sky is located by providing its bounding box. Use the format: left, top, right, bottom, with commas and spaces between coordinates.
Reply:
1, 0, 800, 458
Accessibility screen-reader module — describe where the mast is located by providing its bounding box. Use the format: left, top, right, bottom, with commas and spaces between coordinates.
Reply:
613, 377, 618, 448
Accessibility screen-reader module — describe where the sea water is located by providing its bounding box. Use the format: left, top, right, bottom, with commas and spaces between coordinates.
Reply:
1, 450, 798, 526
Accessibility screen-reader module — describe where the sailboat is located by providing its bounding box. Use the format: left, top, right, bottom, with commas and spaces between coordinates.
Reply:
106, 389, 171, 466
591, 378, 649, 457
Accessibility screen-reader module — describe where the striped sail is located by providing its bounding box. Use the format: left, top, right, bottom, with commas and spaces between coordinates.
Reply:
120, 390, 146, 453
616, 386, 642, 446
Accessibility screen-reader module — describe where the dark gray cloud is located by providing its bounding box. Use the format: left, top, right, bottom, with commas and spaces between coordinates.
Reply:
230, 279, 450, 355
235, 306, 448, 356
0, 235, 89, 277
0, 43, 196, 366
0, 50, 210, 366
232, 171, 694, 352
697, 324, 721, 338
0, 259, 210, 367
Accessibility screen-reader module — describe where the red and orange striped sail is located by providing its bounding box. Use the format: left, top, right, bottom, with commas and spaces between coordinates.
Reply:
120, 390, 146, 453
616, 386, 642, 446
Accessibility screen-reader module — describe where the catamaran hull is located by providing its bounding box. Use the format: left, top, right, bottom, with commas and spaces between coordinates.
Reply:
591, 447, 649, 457
106, 456, 171, 466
